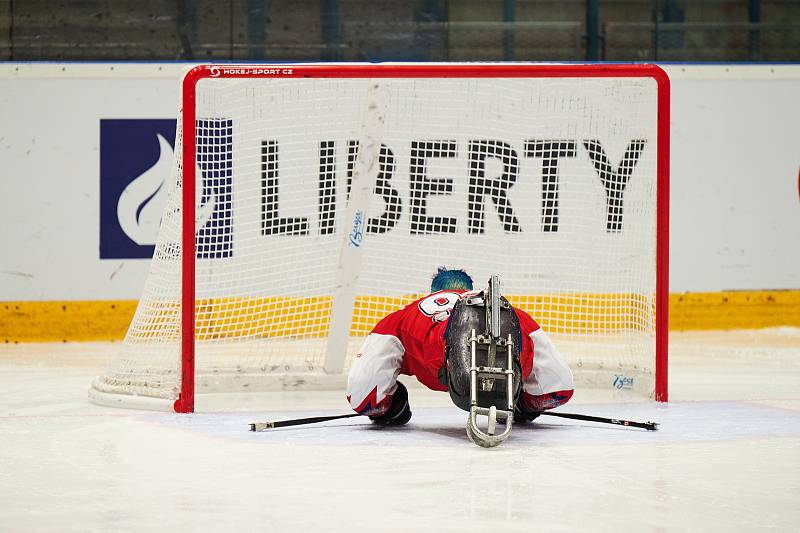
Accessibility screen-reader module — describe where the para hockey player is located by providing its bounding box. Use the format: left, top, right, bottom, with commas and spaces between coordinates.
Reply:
346, 268, 574, 447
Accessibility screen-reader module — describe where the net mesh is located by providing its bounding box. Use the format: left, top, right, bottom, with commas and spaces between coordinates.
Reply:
91, 72, 660, 405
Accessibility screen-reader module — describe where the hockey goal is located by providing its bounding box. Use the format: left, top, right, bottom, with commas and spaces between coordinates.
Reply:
90, 63, 669, 412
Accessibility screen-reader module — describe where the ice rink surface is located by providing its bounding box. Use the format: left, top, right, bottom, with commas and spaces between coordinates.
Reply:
2, 329, 799, 532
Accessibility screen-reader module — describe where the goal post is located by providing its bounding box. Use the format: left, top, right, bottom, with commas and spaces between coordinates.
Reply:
89, 63, 669, 412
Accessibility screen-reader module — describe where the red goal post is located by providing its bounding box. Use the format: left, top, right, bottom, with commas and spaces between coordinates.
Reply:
89, 63, 669, 413
176, 63, 670, 413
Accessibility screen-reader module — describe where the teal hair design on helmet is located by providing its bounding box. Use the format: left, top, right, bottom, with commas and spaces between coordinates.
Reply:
430, 267, 474, 292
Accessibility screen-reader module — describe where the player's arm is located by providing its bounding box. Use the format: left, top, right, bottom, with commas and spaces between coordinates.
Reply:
346, 312, 412, 425
515, 308, 574, 418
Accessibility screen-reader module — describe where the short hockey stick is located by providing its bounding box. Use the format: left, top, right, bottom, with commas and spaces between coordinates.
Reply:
538, 411, 659, 431
249, 413, 362, 431
249, 411, 659, 432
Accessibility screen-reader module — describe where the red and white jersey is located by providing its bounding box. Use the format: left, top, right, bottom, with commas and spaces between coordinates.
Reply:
346, 290, 574, 416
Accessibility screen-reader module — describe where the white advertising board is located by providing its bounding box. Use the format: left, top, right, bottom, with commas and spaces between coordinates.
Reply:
0, 63, 798, 300
669, 67, 800, 291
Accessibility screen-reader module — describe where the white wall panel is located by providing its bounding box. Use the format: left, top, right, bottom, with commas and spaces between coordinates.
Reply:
669, 71, 800, 291
0, 68, 183, 300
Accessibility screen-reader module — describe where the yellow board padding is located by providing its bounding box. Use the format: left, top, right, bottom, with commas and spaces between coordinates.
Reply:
0, 300, 138, 343
669, 290, 800, 331
2, 290, 798, 342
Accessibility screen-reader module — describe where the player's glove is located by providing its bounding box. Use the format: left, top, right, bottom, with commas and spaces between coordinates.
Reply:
369, 381, 412, 426
513, 396, 541, 424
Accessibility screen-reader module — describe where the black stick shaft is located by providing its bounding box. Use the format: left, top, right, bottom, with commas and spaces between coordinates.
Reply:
250, 411, 659, 431
250, 413, 361, 431
539, 411, 659, 431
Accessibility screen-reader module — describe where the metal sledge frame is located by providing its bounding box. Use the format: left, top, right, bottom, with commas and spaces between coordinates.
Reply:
466, 274, 516, 448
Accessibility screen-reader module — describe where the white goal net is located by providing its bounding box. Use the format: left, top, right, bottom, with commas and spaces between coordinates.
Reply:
90, 64, 669, 411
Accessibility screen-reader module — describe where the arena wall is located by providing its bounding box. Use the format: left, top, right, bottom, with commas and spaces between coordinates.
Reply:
0, 63, 798, 340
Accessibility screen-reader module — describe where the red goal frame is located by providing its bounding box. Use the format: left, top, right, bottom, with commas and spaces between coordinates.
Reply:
177, 63, 670, 413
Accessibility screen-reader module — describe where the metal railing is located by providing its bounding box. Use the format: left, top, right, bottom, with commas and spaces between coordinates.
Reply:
605, 22, 800, 61
339, 21, 584, 61
2, 2, 799, 62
